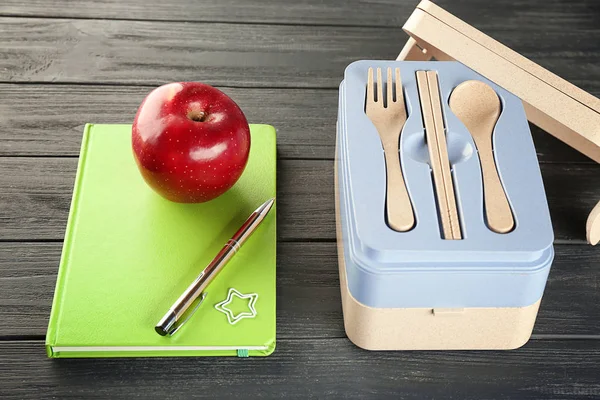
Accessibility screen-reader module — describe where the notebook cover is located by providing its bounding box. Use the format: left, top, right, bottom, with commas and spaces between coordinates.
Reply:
46, 124, 276, 358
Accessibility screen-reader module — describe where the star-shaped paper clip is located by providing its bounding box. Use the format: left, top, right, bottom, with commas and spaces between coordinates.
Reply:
214, 288, 258, 325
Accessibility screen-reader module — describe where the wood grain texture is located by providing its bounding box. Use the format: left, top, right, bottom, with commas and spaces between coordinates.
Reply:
0, 84, 596, 164
0, 85, 335, 159
0, 0, 415, 26
0, 242, 344, 339
1, 339, 600, 399
0, 15, 598, 90
0, 158, 597, 242
1, 242, 598, 338
0, 158, 335, 241
0, 0, 598, 397
0, 18, 397, 88
0, 0, 599, 29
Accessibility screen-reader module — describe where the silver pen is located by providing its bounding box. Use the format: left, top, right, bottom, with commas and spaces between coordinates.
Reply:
155, 197, 275, 336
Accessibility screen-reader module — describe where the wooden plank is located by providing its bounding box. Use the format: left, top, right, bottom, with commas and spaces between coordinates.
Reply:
0, 242, 343, 339
1, 242, 598, 338
0, 85, 336, 159
0, 84, 596, 163
0, 158, 597, 242
0, 0, 597, 395
0, 17, 598, 89
0, 0, 415, 27
1, 339, 600, 399
0, 0, 599, 29
0, 158, 335, 241
0, 18, 397, 88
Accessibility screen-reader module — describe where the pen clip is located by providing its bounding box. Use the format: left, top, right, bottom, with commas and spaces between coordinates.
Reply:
168, 292, 207, 336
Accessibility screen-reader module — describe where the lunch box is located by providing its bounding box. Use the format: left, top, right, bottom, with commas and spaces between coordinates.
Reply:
335, 61, 554, 350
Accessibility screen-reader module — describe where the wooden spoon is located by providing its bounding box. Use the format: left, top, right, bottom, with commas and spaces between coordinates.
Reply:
449, 81, 514, 234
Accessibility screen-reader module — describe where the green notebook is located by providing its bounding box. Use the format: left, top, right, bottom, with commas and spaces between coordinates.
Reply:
46, 124, 276, 358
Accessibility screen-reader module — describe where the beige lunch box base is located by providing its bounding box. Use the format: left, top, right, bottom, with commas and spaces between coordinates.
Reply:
334, 158, 541, 351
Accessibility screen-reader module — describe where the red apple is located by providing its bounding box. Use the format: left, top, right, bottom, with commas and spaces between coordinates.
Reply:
132, 82, 251, 203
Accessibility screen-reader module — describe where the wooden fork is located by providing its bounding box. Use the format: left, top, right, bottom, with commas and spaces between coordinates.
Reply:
366, 67, 415, 232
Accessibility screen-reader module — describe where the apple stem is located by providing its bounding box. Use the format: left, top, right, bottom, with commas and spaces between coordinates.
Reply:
188, 110, 207, 122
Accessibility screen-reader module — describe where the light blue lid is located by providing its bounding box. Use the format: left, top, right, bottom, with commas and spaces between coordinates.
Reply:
337, 61, 554, 308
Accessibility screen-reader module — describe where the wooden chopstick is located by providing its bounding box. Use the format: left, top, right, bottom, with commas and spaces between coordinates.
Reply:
416, 71, 453, 240
416, 71, 461, 240
427, 71, 461, 239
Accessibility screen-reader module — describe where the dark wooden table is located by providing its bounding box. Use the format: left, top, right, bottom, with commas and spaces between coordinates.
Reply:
1, 1, 599, 398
